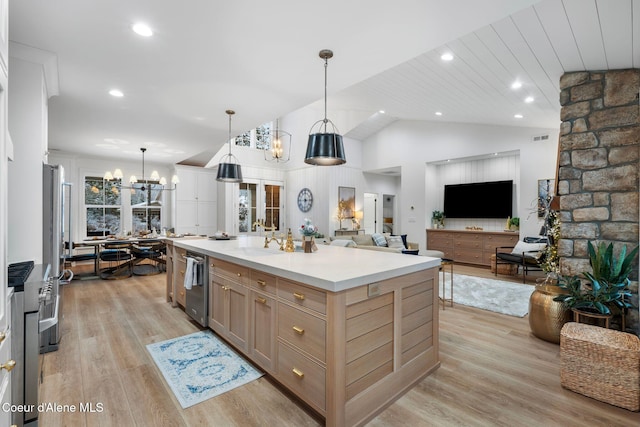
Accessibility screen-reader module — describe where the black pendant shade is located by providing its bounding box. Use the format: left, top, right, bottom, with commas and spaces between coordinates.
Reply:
216, 161, 243, 182
216, 109, 243, 183
304, 133, 346, 166
305, 49, 346, 166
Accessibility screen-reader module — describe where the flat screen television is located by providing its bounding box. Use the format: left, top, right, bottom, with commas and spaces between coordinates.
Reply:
443, 180, 513, 219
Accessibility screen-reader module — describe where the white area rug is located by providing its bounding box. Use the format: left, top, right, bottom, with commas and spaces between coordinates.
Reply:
439, 273, 535, 317
147, 331, 263, 408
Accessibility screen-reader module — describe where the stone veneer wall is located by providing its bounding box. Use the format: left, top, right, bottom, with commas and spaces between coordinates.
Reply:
558, 69, 639, 334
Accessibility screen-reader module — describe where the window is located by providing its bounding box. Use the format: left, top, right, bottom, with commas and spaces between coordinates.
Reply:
84, 176, 121, 237
131, 182, 163, 233
235, 131, 251, 147
234, 121, 273, 149
255, 122, 272, 150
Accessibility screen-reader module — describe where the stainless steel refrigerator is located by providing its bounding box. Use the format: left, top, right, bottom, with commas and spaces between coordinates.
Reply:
41, 163, 65, 353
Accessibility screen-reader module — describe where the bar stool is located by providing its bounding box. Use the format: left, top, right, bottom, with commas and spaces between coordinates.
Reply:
439, 258, 454, 309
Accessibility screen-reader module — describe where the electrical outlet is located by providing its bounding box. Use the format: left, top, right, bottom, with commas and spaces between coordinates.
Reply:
368, 283, 380, 297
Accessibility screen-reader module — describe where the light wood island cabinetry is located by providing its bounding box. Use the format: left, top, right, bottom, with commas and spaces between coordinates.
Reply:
170, 237, 440, 427
209, 258, 249, 352
427, 229, 519, 266
173, 246, 187, 307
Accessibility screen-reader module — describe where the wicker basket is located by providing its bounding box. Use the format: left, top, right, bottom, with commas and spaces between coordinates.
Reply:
560, 322, 640, 411
490, 254, 518, 275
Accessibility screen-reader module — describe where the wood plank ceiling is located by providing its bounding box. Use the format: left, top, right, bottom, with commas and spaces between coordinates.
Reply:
345, 0, 640, 140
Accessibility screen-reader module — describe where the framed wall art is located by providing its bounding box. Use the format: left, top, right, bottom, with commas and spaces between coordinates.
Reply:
538, 179, 554, 218
338, 186, 355, 219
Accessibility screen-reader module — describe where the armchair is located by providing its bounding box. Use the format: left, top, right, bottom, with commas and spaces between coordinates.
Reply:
495, 238, 547, 283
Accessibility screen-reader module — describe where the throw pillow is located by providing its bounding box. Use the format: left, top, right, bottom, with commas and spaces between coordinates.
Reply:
511, 241, 546, 259
330, 239, 357, 247
371, 233, 388, 247
353, 234, 374, 246
386, 235, 405, 249
392, 234, 408, 249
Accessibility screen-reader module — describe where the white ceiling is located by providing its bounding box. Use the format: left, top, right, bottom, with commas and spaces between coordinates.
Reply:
9, 0, 640, 166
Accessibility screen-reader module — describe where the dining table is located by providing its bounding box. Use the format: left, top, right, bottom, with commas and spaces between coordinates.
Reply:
72, 236, 167, 278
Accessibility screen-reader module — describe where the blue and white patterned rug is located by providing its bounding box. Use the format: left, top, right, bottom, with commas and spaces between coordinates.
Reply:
147, 331, 263, 408
439, 273, 535, 317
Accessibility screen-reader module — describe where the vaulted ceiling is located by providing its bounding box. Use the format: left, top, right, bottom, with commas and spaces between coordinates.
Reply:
9, 0, 640, 166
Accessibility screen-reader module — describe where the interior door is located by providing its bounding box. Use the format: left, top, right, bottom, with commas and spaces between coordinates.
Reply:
363, 193, 377, 234
238, 180, 283, 235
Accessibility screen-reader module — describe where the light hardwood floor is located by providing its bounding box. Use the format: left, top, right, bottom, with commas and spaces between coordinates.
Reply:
39, 264, 639, 426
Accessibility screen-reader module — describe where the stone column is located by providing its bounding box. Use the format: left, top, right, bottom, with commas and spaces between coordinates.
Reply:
558, 69, 639, 333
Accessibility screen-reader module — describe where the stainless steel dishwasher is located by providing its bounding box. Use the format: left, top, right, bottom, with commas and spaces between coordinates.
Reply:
185, 252, 208, 327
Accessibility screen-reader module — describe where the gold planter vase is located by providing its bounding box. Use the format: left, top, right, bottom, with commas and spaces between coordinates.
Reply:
528, 281, 571, 344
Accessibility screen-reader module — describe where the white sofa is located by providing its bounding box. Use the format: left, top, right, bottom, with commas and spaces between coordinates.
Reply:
327, 233, 419, 253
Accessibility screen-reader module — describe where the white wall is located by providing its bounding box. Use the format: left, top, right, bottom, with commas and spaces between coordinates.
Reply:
210, 103, 365, 239
434, 154, 519, 231
362, 120, 559, 251
362, 172, 400, 234
48, 152, 174, 242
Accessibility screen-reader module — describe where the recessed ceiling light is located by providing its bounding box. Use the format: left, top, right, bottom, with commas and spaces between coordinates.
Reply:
514, 114, 524, 119
524, 96, 534, 103
511, 81, 522, 90
132, 22, 153, 37
435, 111, 443, 116
379, 110, 385, 114
96, 143, 120, 150
440, 53, 454, 61
109, 89, 124, 97
103, 138, 129, 145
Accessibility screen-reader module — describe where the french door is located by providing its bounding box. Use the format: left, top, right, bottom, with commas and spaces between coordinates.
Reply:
238, 180, 284, 234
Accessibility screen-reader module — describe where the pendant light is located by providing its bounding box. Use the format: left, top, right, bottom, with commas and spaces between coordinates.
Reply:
216, 109, 243, 182
305, 49, 346, 166
264, 119, 291, 163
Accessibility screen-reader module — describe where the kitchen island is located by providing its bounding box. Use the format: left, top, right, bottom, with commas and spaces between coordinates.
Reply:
167, 236, 441, 427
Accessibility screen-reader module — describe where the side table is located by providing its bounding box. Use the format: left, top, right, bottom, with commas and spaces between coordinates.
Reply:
571, 308, 612, 329
439, 258, 454, 310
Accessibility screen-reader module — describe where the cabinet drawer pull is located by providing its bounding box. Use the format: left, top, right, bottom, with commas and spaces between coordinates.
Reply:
293, 292, 305, 301
256, 297, 267, 304
180, 270, 185, 275
1, 360, 16, 372
0, 331, 5, 343
237, 272, 242, 277
292, 367, 304, 378
292, 325, 305, 335
256, 279, 266, 287
210, 263, 214, 268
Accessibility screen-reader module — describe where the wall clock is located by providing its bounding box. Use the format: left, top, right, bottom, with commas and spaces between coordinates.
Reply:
297, 188, 313, 212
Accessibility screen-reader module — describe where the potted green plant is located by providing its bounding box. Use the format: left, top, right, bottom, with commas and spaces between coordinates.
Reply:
432, 210, 444, 229
508, 217, 520, 231
554, 241, 638, 326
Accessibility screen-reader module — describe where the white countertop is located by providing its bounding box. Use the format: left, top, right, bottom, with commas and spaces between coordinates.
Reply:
172, 235, 440, 292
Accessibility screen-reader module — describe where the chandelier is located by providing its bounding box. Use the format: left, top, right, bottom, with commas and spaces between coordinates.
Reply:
264, 119, 291, 163
103, 147, 179, 193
